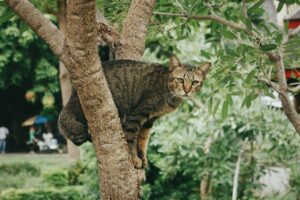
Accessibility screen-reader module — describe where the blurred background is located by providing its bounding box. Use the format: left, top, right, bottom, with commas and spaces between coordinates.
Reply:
1, 0, 300, 200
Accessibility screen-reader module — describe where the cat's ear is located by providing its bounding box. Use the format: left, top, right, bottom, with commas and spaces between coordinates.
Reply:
197, 62, 212, 77
169, 54, 183, 71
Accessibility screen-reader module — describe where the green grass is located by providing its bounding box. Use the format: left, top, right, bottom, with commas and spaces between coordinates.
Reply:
0, 154, 71, 191
0, 154, 69, 171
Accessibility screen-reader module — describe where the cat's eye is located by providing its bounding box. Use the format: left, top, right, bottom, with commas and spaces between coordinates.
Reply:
177, 78, 184, 83
192, 81, 199, 85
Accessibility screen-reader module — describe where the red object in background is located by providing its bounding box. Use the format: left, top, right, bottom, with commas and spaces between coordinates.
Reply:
285, 69, 300, 79
288, 20, 300, 29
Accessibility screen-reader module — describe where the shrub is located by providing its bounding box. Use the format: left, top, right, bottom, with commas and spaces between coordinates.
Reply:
67, 161, 85, 185
0, 174, 26, 191
0, 186, 87, 200
43, 170, 69, 187
0, 162, 40, 176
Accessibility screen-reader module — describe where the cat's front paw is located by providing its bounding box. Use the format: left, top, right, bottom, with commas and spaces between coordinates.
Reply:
132, 155, 143, 169
141, 157, 148, 169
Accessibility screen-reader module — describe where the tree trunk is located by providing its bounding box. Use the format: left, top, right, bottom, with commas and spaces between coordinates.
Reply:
200, 173, 210, 200
64, 1, 141, 199
57, 0, 80, 161
5, 0, 155, 199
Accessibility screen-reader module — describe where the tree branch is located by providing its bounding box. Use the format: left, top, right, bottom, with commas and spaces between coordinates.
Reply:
232, 139, 247, 200
257, 75, 280, 93
153, 12, 246, 31
116, 0, 156, 60
4, 0, 65, 57
96, 9, 120, 50
270, 53, 300, 134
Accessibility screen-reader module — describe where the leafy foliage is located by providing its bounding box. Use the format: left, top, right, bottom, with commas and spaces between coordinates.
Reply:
144, 96, 300, 199
0, 13, 59, 113
43, 170, 69, 188
0, 162, 41, 176
0, 186, 87, 200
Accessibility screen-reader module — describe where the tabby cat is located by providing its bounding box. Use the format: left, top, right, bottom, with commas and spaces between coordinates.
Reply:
58, 55, 212, 169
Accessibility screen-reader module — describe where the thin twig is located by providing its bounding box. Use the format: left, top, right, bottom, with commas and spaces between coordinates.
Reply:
153, 12, 246, 31
257, 75, 281, 93
203, 0, 216, 15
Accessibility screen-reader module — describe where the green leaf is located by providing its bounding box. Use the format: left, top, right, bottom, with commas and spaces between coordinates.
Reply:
275, 33, 283, 44
19, 21, 28, 34
245, 19, 252, 30
260, 23, 271, 36
212, 99, 220, 116
277, 0, 285, 12
260, 44, 277, 52
245, 70, 256, 84
226, 94, 233, 106
0, 9, 15, 23
284, 21, 289, 34
248, 0, 265, 13
208, 97, 213, 113
222, 29, 237, 40
221, 100, 229, 120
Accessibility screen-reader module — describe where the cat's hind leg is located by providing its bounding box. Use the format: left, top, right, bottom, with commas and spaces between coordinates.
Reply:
123, 118, 143, 169
58, 90, 90, 146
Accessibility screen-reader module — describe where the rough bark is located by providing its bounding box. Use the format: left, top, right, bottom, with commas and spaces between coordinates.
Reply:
96, 9, 120, 50
5, 0, 146, 199
65, 0, 141, 199
116, 0, 156, 60
57, 0, 80, 161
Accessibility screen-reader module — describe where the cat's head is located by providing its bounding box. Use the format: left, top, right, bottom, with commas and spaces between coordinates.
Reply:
168, 55, 212, 97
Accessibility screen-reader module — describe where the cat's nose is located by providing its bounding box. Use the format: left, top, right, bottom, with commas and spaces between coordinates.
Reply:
183, 86, 191, 94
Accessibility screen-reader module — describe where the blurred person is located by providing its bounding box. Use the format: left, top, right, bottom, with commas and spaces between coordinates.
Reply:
43, 131, 53, 147
27, 126, 38, 153
0, 125, 9, 154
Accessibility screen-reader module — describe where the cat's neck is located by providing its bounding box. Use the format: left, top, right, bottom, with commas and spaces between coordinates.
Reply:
161, 72, 183, 108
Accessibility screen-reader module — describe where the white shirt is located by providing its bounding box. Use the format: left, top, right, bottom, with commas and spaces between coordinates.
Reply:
0, 127, 9, 140
43, 132, 53, 146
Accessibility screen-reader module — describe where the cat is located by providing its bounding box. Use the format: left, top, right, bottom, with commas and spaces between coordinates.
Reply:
58, 55, 212, 169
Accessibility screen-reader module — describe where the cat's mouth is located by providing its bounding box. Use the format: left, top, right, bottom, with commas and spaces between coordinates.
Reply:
181, 94, 192, 99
